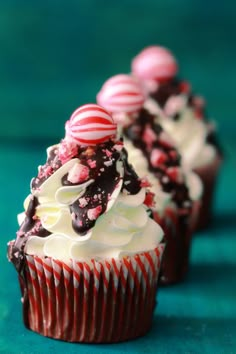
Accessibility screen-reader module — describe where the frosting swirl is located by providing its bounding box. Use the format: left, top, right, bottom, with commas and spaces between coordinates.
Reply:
145, 80, 217, 168
8, 105, 163, 271
131, 46, 219, 169
123, 109, 202, 213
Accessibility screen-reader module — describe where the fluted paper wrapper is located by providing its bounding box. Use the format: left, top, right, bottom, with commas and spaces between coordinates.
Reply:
154, 202, 200, 285
22, 245, 164, 343
194, 154, 222, 230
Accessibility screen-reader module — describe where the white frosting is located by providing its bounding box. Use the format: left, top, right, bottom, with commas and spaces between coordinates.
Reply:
23, 148, 163, 261
124, 139, 202, 210
144, 97, 217, 169
124, 139, 171, 214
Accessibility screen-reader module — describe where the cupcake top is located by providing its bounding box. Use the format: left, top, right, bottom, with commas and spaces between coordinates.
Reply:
97, 77, 202, 214
131, 46, 220, 169
8, 104, 163, 274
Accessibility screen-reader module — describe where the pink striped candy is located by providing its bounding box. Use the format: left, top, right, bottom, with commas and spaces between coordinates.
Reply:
65, 104, 117, 145
97, 74, 145, 114
132, 46, 178, 82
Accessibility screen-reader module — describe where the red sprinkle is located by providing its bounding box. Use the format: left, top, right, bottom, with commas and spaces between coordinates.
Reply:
140, 177, 151, 188
150, 149, 168, 167
105, 149, 112, 157
143, 125, 156, 149
68, 164, 89, 184
58, 139, 78, 164
144, 191, 155, 208
166, 167, 183, 183
44, 166, 53, 177
179, 81, 191, 93
87, 205, 103, 220
87, 159, 97, 168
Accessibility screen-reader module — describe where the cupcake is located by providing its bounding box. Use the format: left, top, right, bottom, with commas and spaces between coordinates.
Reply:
7, 104, 164, 343
131, 46, 222, 229
97, 75, 202, 284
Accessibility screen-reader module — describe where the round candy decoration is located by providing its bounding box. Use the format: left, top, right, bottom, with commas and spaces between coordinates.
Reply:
65, 104, 117, 145
132, 46, 178, 82
97, 74, 145, 114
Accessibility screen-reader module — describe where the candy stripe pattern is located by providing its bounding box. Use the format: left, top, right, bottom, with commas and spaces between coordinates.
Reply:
132, 46, 178, 82
24, 245, 164, 343
97, 74, 145, 114
65, 104, 117, 145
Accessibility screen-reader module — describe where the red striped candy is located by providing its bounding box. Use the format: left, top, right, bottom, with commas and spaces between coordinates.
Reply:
65, 104, 117, 145
97, 74, 145, 114
132, 46, 178, 82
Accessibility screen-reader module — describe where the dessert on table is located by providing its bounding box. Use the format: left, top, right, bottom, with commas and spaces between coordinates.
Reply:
97, 75, 202, 283
131, 46, 222, 229
8, 103, 165, 343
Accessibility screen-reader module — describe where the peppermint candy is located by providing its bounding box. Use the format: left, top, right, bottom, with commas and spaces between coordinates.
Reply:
65, 104, 117, 145
97, 74, 145, 114
132, 46, 178, 82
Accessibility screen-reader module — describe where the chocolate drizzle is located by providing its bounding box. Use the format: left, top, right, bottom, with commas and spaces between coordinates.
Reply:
150, 77, 221, 153
31, 146, 63, 190
124, 108, 191, 210
150, 78, 192, 108
8, 139, 142, 274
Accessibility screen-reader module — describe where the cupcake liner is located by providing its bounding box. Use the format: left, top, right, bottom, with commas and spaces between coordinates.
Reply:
153, 204, 197, 285
194, 154, 222, 230
22, 244, 164, 343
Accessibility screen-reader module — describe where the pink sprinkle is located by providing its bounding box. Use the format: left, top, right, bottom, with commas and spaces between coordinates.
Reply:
79, 197, 88, 208
105, 149, 112, 157
87, 159, 97, 168
58, 139, 78, 164
166, 167, 184, 183
150, 149, 168, 167
140, 177, 151, 188
67, 163, 89, 183
159, 131, 175, 148
114, 141, 124, 152
44, 166, 53, 177
87, 205, 102, 221
143, 125, 156, 149
164, 95, 186, 117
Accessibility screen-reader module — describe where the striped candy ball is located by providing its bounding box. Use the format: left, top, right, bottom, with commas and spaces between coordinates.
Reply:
132, 46, 178, 82
97, 74, 145, 114
65, 104, 117, 145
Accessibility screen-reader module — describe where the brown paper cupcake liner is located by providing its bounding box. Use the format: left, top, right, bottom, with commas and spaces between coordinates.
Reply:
22, 244, 164, 343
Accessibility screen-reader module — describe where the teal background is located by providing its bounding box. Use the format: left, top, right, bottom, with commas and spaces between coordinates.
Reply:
0, 1, 236, 353
0, 0, 235, 141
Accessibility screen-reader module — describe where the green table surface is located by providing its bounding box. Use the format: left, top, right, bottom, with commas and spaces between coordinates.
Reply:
0, 1, 236, 352
0, 141, 235, 354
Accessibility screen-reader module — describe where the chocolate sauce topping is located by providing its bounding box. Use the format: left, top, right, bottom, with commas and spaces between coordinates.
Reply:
150, 78, 191, 108
124, 108, 191, 209
8, 195, 50, 274
150, 78, 221, 153
8, 139, 141, 274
